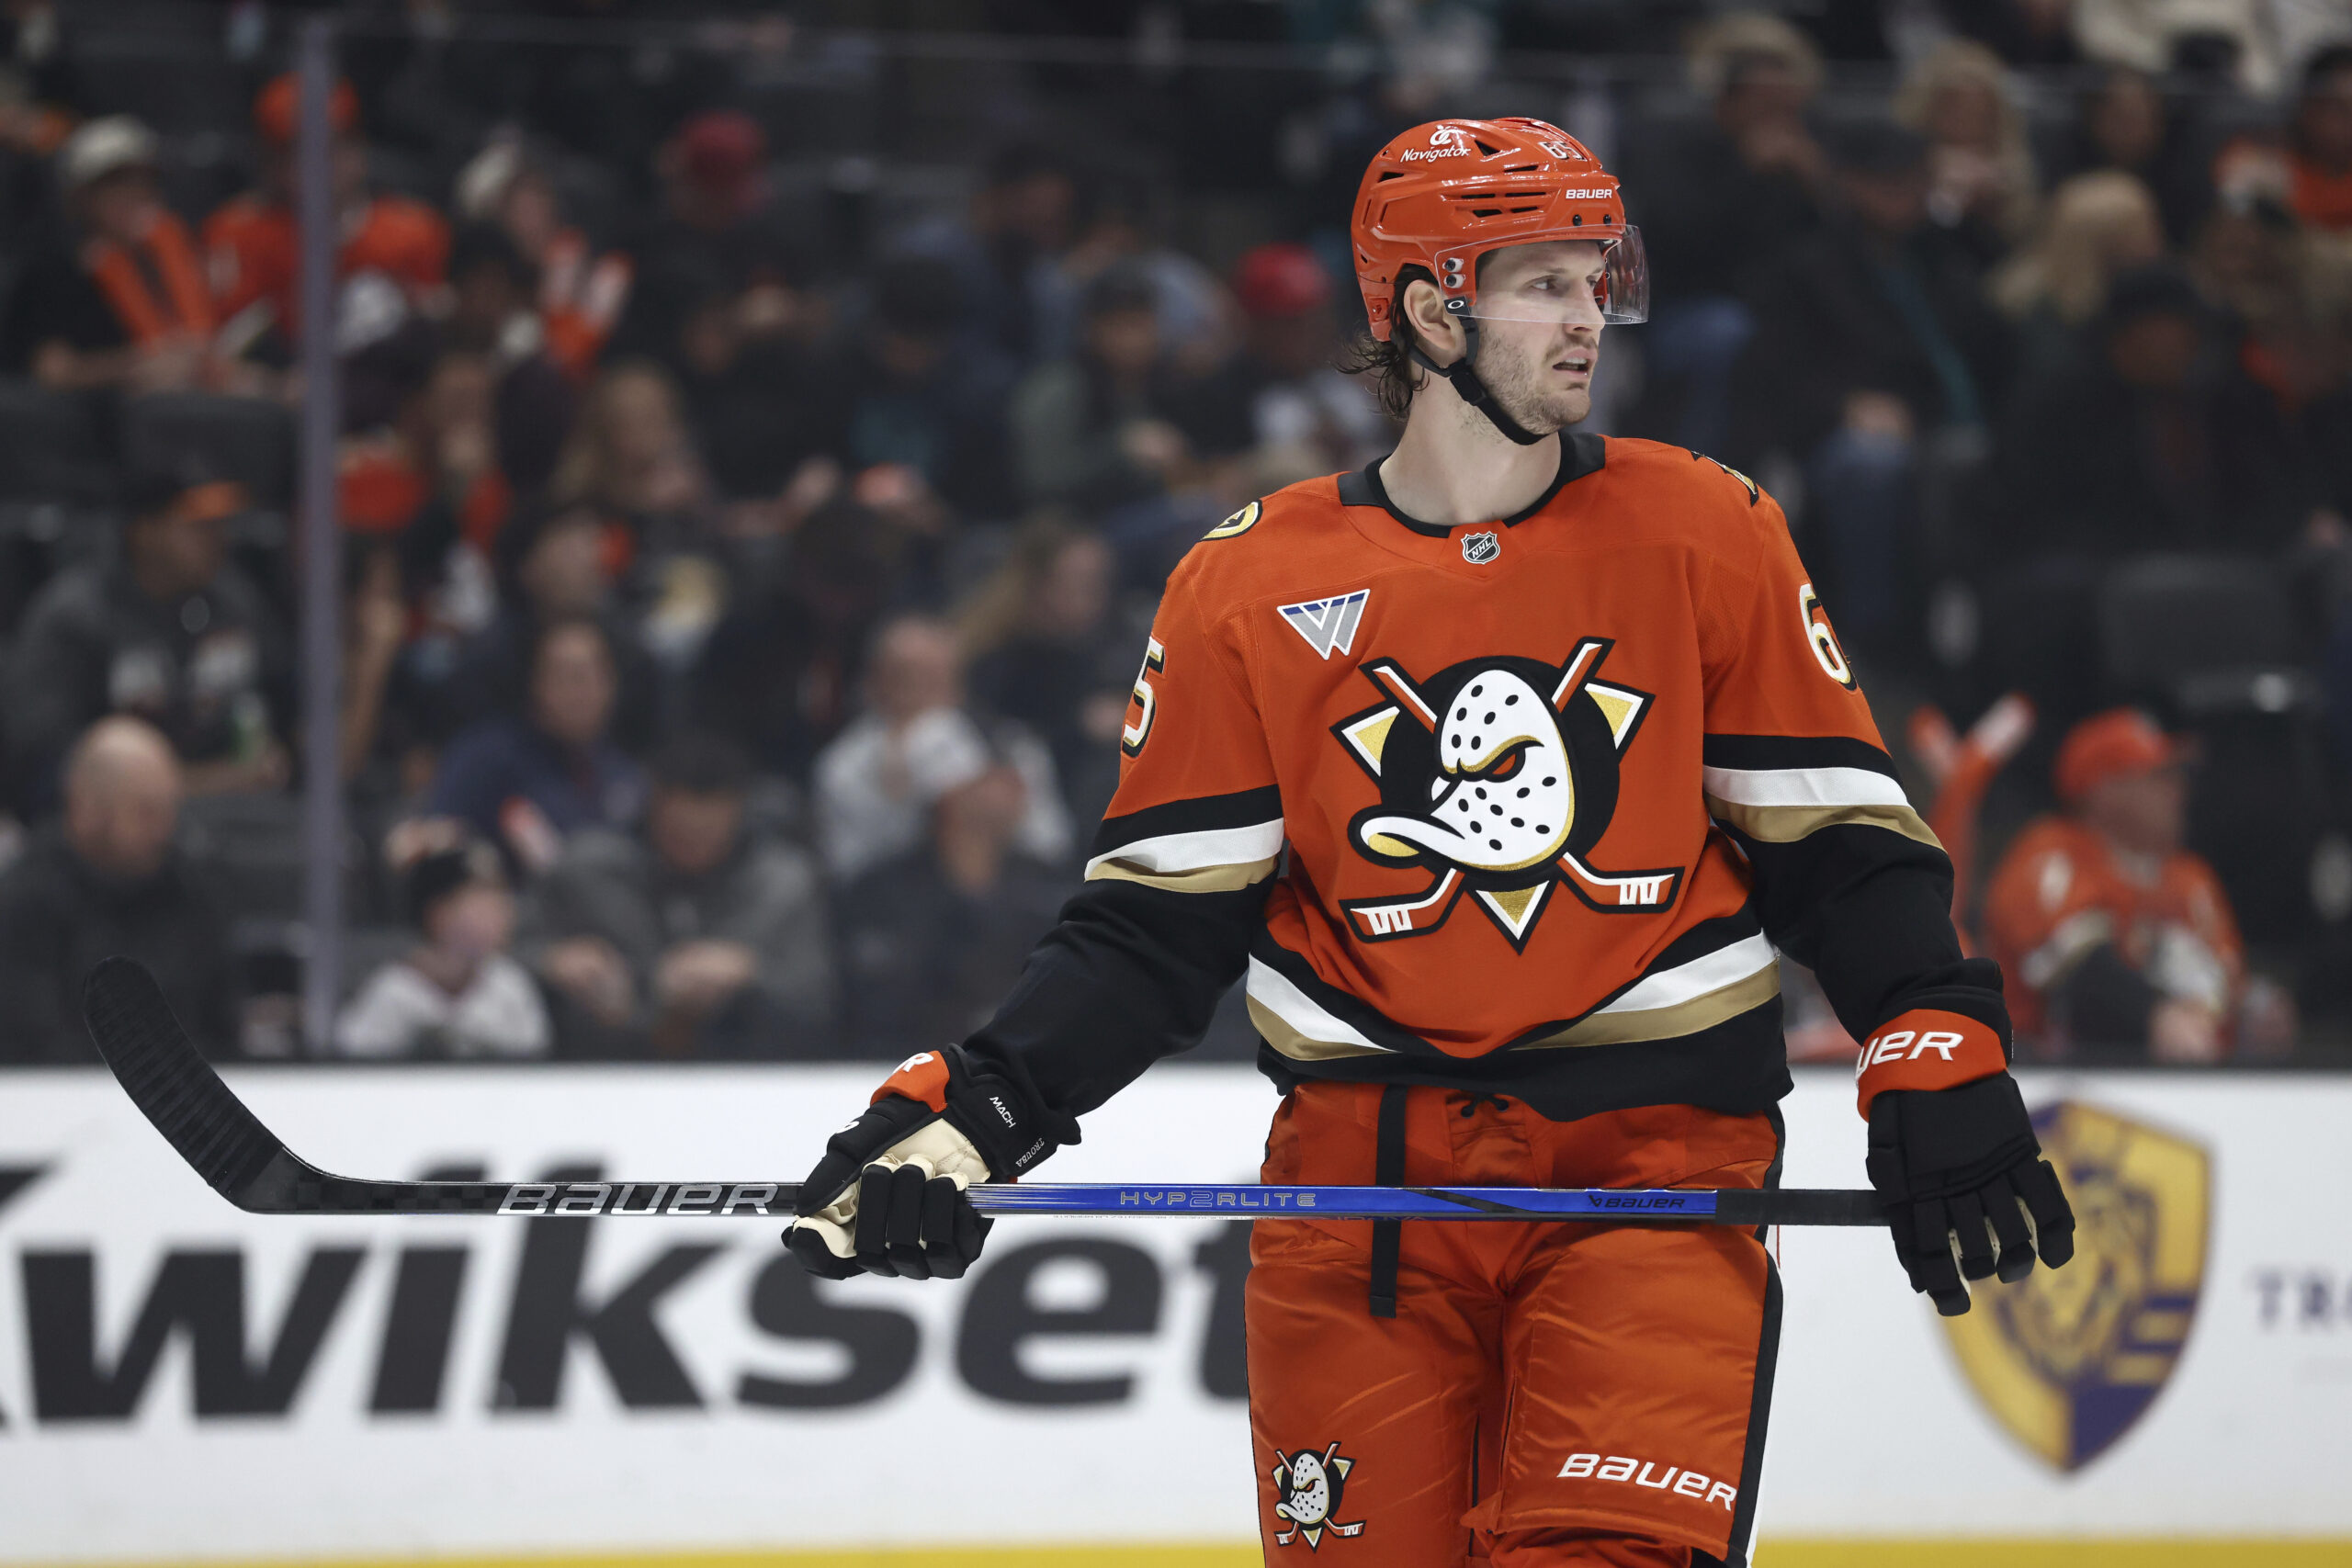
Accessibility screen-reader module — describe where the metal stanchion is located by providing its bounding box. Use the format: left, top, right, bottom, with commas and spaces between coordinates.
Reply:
295, 18, 344, 1053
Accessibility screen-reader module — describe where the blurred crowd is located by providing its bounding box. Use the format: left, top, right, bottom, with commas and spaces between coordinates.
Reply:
1, 0, 2350, 1067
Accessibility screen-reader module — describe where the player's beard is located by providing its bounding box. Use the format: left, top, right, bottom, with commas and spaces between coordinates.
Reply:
1465, 328, 1596, 436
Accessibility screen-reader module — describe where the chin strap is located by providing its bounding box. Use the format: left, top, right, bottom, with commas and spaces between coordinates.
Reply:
1408, 308, 1549, 446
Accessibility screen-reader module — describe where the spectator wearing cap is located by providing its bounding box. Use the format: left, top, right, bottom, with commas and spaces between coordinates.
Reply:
1011, 264, 1198, 511
5, 467, 290, 809
0, 116, 221, 392
523, 733, 833, 1058
454, 135, 634, 379
0, 716, 234, 1063
812, 614, 1070, 887
201, 73, 449, 359
1984, 707, 2288, 1059
809, 254, 1018, 520
612, 111, 803, 369
423, 615, 646, 878
1732, 118, 2010, 657
1620, 13, 1833, 456
333, 824, 550, 1059
1177, 243, 1388, 479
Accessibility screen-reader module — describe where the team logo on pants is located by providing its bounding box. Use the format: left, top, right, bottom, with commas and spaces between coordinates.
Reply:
1271, 1441, 1364, 1548
1330, 639, 1682, 949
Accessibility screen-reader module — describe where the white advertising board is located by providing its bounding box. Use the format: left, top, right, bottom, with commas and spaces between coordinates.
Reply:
0, 1065, 2345, 1562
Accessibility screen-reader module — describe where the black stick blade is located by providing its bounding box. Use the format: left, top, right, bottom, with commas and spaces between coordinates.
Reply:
83, 955, 288, 1207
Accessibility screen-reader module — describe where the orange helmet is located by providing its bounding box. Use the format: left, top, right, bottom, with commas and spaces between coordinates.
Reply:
1351, 117, 1645, 341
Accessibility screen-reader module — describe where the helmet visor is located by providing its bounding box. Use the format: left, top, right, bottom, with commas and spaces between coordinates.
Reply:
1458, 226, 1648, 327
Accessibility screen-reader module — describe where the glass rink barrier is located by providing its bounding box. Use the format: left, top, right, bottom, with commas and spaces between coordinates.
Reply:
0, 1064, 2345, 1567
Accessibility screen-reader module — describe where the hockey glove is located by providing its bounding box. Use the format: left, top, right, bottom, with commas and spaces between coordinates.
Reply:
1866, 1076, 2075, 1315
785, 1045, 1060, 1281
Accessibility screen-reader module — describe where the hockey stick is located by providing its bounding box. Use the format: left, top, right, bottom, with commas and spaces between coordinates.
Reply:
82, 956, 1886, 1227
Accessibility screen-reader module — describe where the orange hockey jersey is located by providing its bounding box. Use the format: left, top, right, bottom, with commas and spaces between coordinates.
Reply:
965, 435, 2003, 1125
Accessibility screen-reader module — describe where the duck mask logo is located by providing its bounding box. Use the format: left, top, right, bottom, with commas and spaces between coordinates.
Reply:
1272, 1441, 1364, 1549
1330, 638, 1682, 950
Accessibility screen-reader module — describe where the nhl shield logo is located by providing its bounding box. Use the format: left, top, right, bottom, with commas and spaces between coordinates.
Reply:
1271, 1441, 1364, 1549
1461, 530, 1501, 565
1942, 1100, 2210, 1472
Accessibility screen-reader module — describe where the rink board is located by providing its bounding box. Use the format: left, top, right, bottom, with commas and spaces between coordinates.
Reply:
0, 1064, 2346, 1562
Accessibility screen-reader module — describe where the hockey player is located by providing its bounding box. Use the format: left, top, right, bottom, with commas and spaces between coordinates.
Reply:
786, 118, 2075, 1568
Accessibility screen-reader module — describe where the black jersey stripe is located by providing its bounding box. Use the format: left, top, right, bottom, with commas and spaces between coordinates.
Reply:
1701, 733, 1900, 777
1090, 785, 1284, 861
1255, 995, 1791, 1124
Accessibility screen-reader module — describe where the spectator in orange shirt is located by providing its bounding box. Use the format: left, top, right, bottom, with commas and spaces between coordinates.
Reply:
0, 117, 219, 392
2289, 44, 2352, 231
1984, 708, 2289, 1061
454, 135, 633, 381
202, 73, 448, 362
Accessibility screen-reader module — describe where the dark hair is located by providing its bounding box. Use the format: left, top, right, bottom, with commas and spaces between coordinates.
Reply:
495, 499, 605, 597
403, 837, 503, 929
122, 457, 217, 521
872, 254, 966, 340
2098, 262, 2206, 334
2305, 43, 2352, 95
1337, 264, 1437, 423
986, 141, 1069, 190
449, 220, 536, 294
650, 730, 752, 795
1082, 261, 1159, 321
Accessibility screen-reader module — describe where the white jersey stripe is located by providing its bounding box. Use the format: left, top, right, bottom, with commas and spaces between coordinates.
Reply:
1592, 932, 1779, 1017
1700, 764, 1909, 809
1245, 957, 1395, 1054
1085, 819, 1286, 879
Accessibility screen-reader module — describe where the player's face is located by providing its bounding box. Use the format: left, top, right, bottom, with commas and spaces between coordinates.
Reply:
1465, 241, 1606, 434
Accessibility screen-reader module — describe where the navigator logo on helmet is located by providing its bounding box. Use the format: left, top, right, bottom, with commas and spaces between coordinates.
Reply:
1351, 117, 1647, 445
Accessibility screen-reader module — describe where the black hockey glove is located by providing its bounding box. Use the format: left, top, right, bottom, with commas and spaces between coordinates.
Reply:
1866, 1075, 2075, 1316
785, 1045, 1062, 1281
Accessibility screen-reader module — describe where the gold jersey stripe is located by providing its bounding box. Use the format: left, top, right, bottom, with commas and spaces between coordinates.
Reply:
1512, 959, 1781, 1050
1085, 856, 1280, 894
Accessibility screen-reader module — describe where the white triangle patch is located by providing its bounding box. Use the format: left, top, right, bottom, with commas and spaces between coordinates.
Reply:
1278, 590, 1369, 660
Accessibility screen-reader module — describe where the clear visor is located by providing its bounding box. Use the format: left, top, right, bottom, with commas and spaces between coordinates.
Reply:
1454, 226, 1648, 327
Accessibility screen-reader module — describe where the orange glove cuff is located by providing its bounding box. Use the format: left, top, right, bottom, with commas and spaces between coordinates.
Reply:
872, 1050, 951, 1113
1854, 1010, 2007, 1117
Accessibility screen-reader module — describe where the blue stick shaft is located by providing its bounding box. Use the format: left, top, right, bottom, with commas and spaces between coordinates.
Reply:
965, 1183, 1884, 1226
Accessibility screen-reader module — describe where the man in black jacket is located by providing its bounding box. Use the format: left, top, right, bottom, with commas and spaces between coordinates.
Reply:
0, 716, 234, 1063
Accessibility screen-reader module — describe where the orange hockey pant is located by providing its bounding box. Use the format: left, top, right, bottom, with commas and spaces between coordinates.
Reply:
1246, 1082, 1782, 1568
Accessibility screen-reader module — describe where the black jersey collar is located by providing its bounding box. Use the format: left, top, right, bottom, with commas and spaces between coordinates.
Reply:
1338, 433, 1606, 538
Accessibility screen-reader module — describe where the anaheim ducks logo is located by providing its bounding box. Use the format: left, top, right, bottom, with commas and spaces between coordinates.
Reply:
1272, 1441, 1364, 1548
1331, 638, 1681, 950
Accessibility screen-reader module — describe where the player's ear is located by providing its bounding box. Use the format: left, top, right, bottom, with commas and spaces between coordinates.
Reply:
1399, 276, 1464, 365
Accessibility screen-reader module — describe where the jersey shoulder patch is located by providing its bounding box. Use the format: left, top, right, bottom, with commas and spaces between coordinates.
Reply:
1688, 448, 1760, 506
1203, 499, 1262, 540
